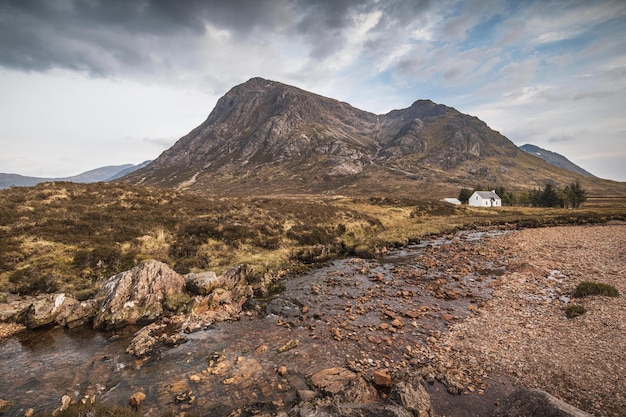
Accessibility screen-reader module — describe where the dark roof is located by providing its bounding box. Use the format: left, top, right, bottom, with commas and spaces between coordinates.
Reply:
474, 191, 501, 199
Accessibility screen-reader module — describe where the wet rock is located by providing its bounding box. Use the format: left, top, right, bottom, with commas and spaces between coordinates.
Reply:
93, 260, 186, 329
125, 322, 188, 358
129, 391, 146, 409
52, 395, 71, 416
310, 367, 378, 403
490, 387, 593, 417
298, 389, 318, 402
0, 398, 15, 415
55, 299, 99, 328
389, 380, 435, 417
17, 294, 77, 329
184, 266, 253, 331
266, 298, 302, 318
277, 339, 299, 353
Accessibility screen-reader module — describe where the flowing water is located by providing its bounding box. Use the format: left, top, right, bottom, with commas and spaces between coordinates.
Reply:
1, 229, 514, 416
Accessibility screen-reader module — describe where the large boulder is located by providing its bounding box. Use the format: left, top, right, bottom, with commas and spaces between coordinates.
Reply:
310, 367, 378, 403
93, 260, 186, 329
0, 293, 97, 330
490, 387, 592, 417
16, 293, 75, 329
389, 379, 435, 417
183, 265, 253, 332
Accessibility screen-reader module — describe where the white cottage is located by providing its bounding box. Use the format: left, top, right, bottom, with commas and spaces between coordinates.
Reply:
469, 190, 501, 207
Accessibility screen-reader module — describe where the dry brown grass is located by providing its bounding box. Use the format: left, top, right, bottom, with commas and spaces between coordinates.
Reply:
1, 182, 624, 297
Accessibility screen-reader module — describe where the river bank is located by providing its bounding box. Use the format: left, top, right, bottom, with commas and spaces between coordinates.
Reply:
1, 224, 623, 416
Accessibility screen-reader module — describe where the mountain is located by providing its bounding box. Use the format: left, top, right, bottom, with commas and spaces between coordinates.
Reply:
121, 77, 623, 197
0, 162, 151, 190
520, 144, 595, 178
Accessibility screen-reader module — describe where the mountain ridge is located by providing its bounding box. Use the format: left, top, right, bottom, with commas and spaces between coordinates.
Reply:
0, 161, 151, 190
520, 144, 595, 178
115, 77, 624, 197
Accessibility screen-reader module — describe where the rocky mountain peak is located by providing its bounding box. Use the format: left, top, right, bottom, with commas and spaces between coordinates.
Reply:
121, 78, 589, 195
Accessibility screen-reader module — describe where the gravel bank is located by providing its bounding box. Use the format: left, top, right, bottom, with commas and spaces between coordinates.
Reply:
439, 223, 626, 416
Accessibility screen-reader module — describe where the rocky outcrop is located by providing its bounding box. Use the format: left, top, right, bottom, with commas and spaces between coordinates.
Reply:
93, 260, 186, 329
490, 387, 593, 417
0, 293, 97, 330
183, 265, 253, 332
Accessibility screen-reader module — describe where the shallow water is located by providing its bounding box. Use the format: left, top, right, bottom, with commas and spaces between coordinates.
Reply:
0, 229, 512, 416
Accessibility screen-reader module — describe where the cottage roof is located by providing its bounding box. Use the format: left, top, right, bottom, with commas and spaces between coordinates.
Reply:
474, 191, 501, 200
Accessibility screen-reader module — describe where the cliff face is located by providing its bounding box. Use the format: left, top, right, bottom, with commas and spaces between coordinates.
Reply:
121, 77, 601, 196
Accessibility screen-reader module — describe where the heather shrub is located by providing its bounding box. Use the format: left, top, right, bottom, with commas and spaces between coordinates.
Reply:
573, 281, 619, 298
565, 304, 587, 318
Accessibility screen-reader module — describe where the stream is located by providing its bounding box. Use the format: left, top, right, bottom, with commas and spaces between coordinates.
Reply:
1, 229, 515, 416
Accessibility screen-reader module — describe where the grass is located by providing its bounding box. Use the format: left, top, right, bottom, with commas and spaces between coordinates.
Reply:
1, 182, 625, 298
565, 304, 587, 319
573, 281, 620, 298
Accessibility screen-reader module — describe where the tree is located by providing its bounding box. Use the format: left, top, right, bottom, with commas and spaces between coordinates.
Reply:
539, 183, 562, 207
563, 179, 587, 208
458, 188, 472, 204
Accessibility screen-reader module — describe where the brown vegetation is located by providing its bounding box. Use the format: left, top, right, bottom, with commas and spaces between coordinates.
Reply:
1, 182, 625, 299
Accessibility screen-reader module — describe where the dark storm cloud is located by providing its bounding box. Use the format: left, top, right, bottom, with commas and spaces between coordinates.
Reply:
0, 0, 290, 74
0, 0, 430, 76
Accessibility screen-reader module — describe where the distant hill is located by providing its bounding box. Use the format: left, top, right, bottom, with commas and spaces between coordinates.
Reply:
122, 77, 624, 197
0, 161, 151, 190
520, 144, 595, 178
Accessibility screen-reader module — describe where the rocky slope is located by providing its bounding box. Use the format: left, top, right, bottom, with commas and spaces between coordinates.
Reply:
122, 77, 623, 197
520, 143, 596, 177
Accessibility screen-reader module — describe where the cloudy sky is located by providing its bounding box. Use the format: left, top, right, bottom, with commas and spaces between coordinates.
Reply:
1, 0, 625, 181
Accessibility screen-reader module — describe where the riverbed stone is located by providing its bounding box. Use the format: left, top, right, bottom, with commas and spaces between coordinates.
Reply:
389, 380, 435, 417
490, 387, 593, 417
310, 367, 378, 403
93, 260, 186, 329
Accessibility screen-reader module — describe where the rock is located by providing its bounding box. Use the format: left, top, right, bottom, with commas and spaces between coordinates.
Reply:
490, 387, 593, 417
184, 271, 219, 296
17, 294, 75, 329
310, 367, 378, 403
184, 265, 253, 331
277, 339, 299, 353
52, 395, 71, 416
55, 299, 99, 328
277, 365, 288, 376
93, 260, 186, 329
129, 391, 146, 409
266, 298, 302, 318
297, 389, 318, 402
125, 322, 187, 358
24, 408, 34, 417
372, 370, 392, 387
389, 380, 435, 417
0, 399, 15, 415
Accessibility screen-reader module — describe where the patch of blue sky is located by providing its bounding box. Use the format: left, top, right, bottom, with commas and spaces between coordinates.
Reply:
460, 14, 504, 50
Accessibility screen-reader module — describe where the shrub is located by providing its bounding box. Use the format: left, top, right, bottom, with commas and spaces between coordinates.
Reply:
163, 292, 193, 314
573, 281, 619, 298
565, 304, 587, 318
